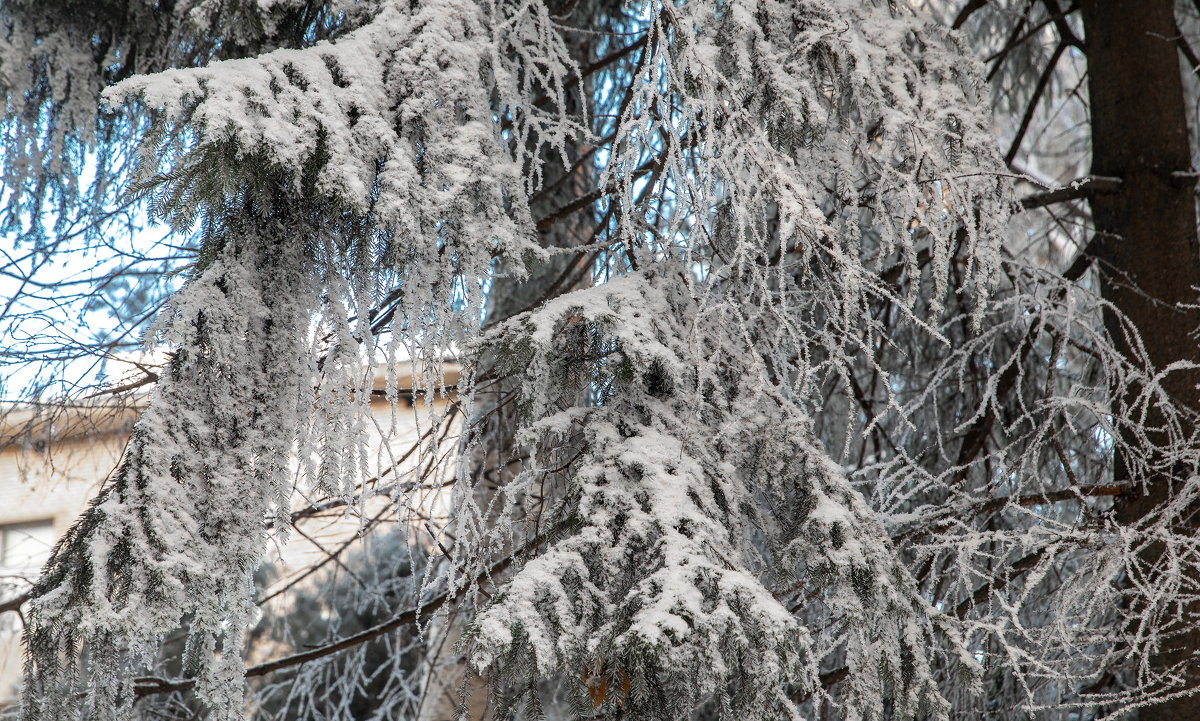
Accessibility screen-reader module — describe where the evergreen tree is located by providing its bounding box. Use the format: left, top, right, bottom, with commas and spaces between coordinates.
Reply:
3, 1, 1200, 721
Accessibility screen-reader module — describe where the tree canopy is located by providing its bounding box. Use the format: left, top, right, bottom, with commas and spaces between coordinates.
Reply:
3, 1, 1200, 721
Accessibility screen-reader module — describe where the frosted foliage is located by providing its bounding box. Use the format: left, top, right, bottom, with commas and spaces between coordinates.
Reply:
9, 0, 1020, 719
0, 0, 368, 234
863, 255, 1200, 718
107, 0, 579, 351
465, 275, 974, 721
593, 0, 1007, 318
469, 278, 812, 721
110, 0, 575, 219
24, 226, 321, 721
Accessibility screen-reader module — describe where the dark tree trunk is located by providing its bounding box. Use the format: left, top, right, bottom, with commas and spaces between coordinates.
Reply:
1078, 2, 1200, 719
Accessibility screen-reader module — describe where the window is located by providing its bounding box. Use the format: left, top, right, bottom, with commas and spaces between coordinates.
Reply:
0, 520, 56, 572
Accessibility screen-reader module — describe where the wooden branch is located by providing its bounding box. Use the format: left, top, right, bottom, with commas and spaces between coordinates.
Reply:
789, 665, 852, 703
846, 371, 901, 456
1018, 175, 1123, 210
1041, 0, 1085, 49
896, 484, 1127, 543
1005, 41, 1068, 165
0, 591, 30, 615
277, 401, 462, 530
577, 37, 648, 81
1060, 233, 1101, 283
953, 0, 989, 30
534, 153, 666, 233
955, 548, 1046, 618
1174, 20, 1200, 74
984, 2, 1080, 81
83, 370, 160, 399
256, 507, 390, 607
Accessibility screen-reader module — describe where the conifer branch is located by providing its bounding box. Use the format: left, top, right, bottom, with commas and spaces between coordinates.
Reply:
1018, 176, 1123, 210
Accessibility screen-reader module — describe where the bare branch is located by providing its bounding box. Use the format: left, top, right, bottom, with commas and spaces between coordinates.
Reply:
1018, 176, 1123, 210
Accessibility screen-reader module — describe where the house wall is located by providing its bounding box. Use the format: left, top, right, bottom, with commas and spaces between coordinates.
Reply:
0, 424, 132, 700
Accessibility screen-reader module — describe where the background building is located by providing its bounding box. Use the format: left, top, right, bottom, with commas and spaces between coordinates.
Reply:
0, 398, 138, 700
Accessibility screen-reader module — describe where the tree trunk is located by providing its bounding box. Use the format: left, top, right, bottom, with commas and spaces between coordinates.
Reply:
1078, 2, 1200, 718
